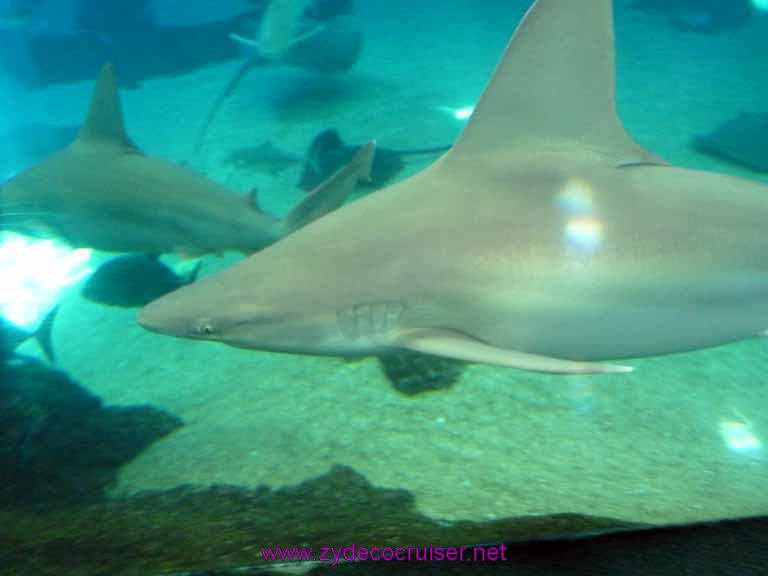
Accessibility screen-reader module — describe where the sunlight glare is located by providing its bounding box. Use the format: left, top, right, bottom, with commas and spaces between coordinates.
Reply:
0, 232, 93, 328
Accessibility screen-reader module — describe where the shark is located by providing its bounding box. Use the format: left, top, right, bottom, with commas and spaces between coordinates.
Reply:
138, 0, 768, 375
0, 64, 375, 256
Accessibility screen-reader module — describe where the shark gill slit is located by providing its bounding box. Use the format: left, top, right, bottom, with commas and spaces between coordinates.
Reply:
337, 301, 405, 340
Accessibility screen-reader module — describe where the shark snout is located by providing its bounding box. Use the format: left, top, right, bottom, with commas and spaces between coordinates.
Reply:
136, 288, 198, 337
137, 282, 222, 341
137, 293, 183, 336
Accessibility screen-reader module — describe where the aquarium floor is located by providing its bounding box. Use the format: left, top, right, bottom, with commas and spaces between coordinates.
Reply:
15, 1, 768, 528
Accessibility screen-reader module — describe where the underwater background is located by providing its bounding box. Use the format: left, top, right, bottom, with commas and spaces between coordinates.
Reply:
1, 0, 768, 574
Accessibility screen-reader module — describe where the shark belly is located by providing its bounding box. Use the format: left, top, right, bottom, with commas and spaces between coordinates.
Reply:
457, 274, 768, 362
434, 188, 768, 361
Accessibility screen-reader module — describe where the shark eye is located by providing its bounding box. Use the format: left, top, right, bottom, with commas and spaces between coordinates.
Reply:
195, 319, 214, 336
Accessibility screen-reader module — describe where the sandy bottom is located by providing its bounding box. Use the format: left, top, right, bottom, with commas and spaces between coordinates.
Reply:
11, 0, 768, 528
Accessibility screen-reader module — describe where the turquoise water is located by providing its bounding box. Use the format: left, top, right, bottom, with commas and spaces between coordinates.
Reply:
1, 1, 768, 574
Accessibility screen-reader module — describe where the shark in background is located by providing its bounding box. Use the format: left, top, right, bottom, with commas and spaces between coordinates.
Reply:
140, 0, 768, 375
0, 63, 375, 256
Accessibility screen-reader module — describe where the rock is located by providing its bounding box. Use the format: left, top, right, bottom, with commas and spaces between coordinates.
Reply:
0, 359, 183, 504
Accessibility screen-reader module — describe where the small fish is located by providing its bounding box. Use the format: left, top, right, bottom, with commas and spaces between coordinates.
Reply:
224, 141, 302, 176
0, 306, 58, 363
82, 255, 201, 308
224, 129, 450, 186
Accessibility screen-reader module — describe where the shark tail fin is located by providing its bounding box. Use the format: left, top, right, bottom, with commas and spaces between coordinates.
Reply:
76, 63, 138, 150
33, 305, 58, 364
283, 140, 375, 236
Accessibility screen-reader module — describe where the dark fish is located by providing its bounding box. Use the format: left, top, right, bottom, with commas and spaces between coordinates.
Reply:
299, 129, 451, 191
694, 112, 768, 173
82, 254, 200, 308
0, 306, 58, 363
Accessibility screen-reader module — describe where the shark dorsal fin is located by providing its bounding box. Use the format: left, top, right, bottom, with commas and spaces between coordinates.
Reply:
449, 0, 661, 164
76, 63, 138, 150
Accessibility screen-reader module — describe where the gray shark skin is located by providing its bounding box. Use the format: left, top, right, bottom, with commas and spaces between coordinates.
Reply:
0, 64, 374, 256
139, 0, 768, 374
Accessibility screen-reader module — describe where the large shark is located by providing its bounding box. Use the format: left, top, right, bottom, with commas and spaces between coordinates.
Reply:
139, 0, 768, 374
0, 64, 374, 256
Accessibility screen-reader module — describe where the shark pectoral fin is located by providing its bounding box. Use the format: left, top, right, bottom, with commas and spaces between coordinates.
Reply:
395, 328, 633, 375
283, 141, 375, 235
